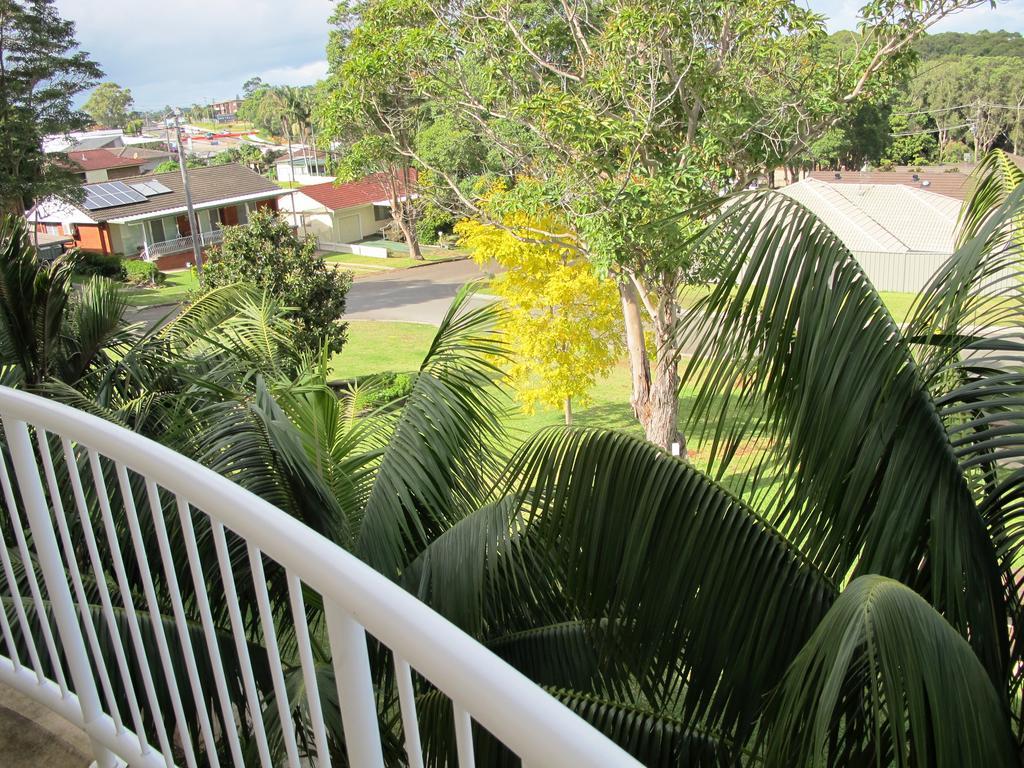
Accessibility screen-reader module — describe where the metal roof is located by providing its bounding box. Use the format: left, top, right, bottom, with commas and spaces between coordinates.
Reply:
780, 178, 960, 255
804, 169, 972, 201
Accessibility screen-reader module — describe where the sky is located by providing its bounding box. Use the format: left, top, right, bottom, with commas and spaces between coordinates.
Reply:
54, 0, 1023, 111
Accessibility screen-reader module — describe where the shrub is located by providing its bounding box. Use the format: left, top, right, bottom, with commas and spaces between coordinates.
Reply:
74, 251, 126, 280
123, 259, 165, 286
344, 372, 417, 411
416, 202, 455, 245
203, 209, 352, 355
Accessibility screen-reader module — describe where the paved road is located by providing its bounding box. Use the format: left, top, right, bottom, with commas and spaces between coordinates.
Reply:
124, 258, 495, 330
344, 258, 495, 325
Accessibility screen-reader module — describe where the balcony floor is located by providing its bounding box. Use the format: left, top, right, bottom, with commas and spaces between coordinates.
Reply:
0, 683, 90, 767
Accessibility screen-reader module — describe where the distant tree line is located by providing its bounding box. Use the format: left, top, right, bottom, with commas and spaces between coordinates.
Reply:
802, 29, 1024, 172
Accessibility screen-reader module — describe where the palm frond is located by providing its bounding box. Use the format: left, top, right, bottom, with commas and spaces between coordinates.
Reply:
503, 426, 835, 748
957, 148, 1024, 248
679, 190, 1007, 681
764, 575, 1017, 768
356, 285, 509, 578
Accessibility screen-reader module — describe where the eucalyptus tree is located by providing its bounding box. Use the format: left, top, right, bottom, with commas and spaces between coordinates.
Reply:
83, 82, 135, 130
332, 0, 994, 451
319, 0, 426, 258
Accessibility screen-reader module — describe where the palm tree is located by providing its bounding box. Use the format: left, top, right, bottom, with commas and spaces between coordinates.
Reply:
0, 217, 136, 388
5, 152, 1024, 766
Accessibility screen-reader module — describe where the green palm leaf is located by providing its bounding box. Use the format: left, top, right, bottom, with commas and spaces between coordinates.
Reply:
680, 191, 1007, 682
765, 575, 1017, 768
356, 284, 509, 577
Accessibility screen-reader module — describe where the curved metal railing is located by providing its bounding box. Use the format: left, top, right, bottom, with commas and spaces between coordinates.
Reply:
0, 387, 640, 768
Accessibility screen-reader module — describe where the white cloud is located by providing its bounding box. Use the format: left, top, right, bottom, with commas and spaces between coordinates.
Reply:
54, 0, 334, 107
258, 60, 329, 87
809, 0, 1021, 33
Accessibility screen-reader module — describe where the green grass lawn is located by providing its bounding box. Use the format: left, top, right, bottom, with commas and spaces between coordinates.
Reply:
123, 270, 199, 307
331, 321, 439, 378
331, 320, 773, 494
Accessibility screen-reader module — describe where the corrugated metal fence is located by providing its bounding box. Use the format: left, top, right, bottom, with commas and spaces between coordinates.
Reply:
854, 251, 1019, 293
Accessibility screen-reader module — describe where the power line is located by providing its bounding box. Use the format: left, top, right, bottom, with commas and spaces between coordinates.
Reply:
890, 122, 972, 137
895, 102, 1024, 117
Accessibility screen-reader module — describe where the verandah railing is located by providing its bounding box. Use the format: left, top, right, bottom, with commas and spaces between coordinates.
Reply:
0, 387, 640, 768
143, 229, 225, 261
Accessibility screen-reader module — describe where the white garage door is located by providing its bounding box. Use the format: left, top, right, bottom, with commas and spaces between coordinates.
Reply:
334, 213, 361, 243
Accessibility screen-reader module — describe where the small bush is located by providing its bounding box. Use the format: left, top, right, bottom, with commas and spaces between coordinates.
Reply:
416, 203, 455, 245
75, 252, 126, 280
123, 259, 165, 286
356, 372, 417, 410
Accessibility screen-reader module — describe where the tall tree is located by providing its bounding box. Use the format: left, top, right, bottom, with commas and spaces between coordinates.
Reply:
0, 0, 101, 214
82, 81, 134, 129
340, 0, 989, 450
241, 75, 264, 99
319, 0, 425, 259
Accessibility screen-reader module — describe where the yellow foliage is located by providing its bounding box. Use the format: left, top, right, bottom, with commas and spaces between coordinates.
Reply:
456, 212, 623, 416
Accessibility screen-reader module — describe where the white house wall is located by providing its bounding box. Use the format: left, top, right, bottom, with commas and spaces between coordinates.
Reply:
301, 212, 335, 240
332, 205, 383, 241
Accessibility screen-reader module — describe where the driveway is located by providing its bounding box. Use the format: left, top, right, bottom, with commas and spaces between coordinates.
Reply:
344, 258, 496, 325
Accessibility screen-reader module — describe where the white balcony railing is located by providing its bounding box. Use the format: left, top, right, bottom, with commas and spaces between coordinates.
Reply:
143, 228, 224, 261
0, 387, 640, 768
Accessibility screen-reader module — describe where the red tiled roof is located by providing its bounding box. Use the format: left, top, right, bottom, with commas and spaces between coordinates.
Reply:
68, 148, 148, 172
299, 170, 417, 211
804, 169, 972, 201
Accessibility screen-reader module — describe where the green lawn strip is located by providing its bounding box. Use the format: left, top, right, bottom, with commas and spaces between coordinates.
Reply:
123, 270, 199, 307
331, 320, 439, 378
331, 320, 774, 494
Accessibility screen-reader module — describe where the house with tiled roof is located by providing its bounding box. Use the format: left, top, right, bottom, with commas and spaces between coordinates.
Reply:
65, 149, 150, 183
26, 164, 286, 270
780, 177, 964, 292
286, 172, 417, 244
803, 168, 973, 201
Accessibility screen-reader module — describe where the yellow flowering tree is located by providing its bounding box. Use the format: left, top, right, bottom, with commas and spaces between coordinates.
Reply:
457, 213, 623, 424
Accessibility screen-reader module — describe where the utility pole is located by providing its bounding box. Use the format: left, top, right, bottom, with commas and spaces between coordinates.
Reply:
281, 117, 306, 237
172, 108, 204, 278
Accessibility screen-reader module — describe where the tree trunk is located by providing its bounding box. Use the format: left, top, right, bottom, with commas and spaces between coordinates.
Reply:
564, 397, 573, 426
619, 277, 685, 454
619, 281, 652, 425
647, 335, 683, 455
388, 166, 422, 259
645, 286, 684, 455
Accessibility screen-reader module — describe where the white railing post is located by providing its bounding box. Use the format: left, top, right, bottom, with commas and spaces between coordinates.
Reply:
3, 418, 121, 768
324, 600, 385, 768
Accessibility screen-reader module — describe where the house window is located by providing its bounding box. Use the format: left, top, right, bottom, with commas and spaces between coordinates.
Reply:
149, 218, 165, 243
373, 205, 391, 221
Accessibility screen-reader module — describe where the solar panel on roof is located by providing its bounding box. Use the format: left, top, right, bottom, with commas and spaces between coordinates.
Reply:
129, 180, 173, 197
82, 181, 147, 210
